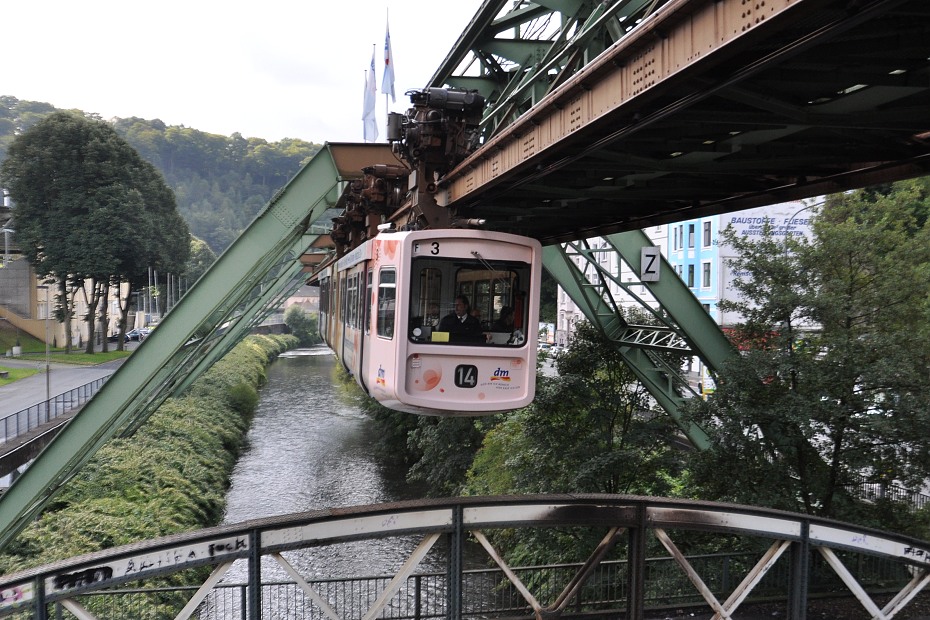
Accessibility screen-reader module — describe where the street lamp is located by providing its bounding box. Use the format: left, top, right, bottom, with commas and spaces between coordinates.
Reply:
37, 285, 51, 405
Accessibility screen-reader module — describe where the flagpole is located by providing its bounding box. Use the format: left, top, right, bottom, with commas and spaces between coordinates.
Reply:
381, 9, 396, 141
384, 8, 390, 140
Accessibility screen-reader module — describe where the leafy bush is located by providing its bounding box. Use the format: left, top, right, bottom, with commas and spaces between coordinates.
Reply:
0, 334, 298, 576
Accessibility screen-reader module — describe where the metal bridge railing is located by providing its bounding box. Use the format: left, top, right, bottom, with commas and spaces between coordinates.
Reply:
1, 496, 928, 620
21, 551, 911, 620
0, 377, 109, 445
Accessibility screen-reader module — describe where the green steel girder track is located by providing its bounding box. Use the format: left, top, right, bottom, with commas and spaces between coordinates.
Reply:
543, 229, 738, 450
430, 0, 668, 139
0, 144, 383, 551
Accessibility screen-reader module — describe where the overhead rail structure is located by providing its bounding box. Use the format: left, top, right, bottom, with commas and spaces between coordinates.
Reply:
0, 495, 928, 620
429, 0, 930, 244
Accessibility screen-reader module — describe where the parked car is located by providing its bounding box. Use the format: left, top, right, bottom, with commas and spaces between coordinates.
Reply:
107, 332, 130, 343
126, 327, 153, 342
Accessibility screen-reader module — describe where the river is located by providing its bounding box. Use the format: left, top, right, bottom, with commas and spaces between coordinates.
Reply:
219, 345, 439, 583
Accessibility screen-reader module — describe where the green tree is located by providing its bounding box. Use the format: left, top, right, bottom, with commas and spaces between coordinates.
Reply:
538, 270, 558, 323
184, 236, 217, 286
462, 320, 683, 565
0, 111, 189, 352
283, 305, 320, 346
684, 181, 930, 524
466, 321, 682, 498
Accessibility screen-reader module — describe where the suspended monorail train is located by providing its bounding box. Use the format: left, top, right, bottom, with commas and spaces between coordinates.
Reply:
319, 228, 542, 416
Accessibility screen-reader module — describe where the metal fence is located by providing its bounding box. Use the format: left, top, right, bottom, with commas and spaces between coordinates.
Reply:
32, 550, 911, 620
0, 376, 109, 444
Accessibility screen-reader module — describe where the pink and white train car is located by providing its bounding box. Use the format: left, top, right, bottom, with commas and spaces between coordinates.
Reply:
318, 229, 542, 416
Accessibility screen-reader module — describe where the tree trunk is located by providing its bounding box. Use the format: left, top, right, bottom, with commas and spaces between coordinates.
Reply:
58, 280, 72, 355
115, 279, 131, 352
98, 281, 110, 354
84, 280, 103, 355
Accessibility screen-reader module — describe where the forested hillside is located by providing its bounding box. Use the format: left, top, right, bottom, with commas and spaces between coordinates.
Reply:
0, 96, 322, 252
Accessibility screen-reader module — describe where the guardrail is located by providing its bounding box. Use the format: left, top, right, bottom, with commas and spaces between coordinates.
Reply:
0, 377, 109, 445
20, 550, 907, 620
0, 495, 927, 620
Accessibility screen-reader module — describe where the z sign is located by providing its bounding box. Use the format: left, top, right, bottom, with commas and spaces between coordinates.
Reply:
640, 246, 660, 282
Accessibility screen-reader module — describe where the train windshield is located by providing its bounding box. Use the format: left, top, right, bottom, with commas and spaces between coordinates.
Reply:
408, 256, 533, 347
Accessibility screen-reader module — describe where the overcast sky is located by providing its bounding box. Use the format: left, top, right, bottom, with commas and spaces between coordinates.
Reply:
5, 1, 483, 144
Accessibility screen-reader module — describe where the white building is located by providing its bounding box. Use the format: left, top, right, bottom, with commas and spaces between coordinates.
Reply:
555, 201, 817, 371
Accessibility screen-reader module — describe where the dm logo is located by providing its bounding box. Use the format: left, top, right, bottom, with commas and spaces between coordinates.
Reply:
376, 365, 386, 386
489, 368, 511, 382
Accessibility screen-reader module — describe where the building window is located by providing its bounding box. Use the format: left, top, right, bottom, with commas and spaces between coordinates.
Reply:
702, 261, 711, 288
687, 264, 695, 287
702, 303, 711, 313
688, 224, 695, 248
703, 221, 711, 247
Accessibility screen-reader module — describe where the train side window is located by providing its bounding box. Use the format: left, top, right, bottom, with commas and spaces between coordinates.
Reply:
365, 270, 373, 334
377, 268, 396, 339
341, 276, 348, 326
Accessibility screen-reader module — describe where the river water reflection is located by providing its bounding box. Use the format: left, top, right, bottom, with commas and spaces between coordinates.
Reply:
220, 346, 441, 583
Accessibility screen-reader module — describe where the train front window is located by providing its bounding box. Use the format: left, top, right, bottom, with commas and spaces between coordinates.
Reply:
409, 256, 531, 347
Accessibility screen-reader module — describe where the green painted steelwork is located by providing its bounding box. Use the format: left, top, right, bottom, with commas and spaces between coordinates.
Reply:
542, 229, 727, 450
431, 0, 669, 139
604, 230, 736, 373
0, 144, 390, 551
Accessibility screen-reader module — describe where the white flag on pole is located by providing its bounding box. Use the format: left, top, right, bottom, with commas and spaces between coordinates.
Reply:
381, 17, 395, 103
363, 48, 378, 142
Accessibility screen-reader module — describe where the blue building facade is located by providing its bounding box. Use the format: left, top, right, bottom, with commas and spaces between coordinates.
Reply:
665, 200, 815, 328
667, 216, 720, 322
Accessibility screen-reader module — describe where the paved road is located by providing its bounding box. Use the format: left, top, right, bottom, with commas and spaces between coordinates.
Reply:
0, 342, 138, 418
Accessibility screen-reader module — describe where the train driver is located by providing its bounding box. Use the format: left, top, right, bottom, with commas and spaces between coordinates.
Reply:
438, 295, 484, 342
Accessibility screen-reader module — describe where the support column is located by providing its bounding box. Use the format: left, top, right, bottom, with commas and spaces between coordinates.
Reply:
788, 521, 809, 620
248, 529, 262, 620
447, 505, 464, 620
626, 504, 647, 620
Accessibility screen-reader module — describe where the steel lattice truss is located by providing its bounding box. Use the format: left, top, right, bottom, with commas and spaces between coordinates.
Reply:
429, 0, 930, 245
431, 0, 670, 139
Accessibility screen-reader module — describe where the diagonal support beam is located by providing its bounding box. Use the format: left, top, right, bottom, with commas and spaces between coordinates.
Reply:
272, 553, 342, 620
552, 526, 625, 611
818, 547, 888, 619
60, 599, 98, 620
655, 528, 731, 619
473, 530, 543, 614
361, 533, 442, 620
603, 230, 736, 372
712, 540, 791, 620
879, 568, 930, 618
543, 232, 712, 449
173, 561, 235, 620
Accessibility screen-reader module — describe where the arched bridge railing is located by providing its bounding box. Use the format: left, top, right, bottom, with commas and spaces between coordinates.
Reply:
0, 495, 928, 620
